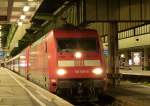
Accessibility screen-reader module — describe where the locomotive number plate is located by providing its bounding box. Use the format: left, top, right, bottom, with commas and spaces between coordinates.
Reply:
75, 70, 89, 74
74, 60, 84, 66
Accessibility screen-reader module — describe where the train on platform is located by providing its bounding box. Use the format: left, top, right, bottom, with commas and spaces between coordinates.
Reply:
5, 27, 107, 101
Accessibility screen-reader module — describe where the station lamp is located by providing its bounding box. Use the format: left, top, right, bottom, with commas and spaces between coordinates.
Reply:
23, 5, 30, 12
20, 15, 26, 20
121, 54, 125, 58
0, 31, 2, 37
0, 25, 2, 30
18, 21, 23, 26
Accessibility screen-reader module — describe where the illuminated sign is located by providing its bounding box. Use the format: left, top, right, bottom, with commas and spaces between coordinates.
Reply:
132, 52, 141, 65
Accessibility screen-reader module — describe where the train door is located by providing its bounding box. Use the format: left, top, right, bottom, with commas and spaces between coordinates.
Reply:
43, 41, 49, 89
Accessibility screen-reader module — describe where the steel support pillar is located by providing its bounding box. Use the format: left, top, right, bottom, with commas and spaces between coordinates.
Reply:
144, 48, 149, 70
108, 22, 120, 86
124, 50, 129, 67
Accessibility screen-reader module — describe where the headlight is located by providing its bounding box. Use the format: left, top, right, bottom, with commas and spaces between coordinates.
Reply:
57, 69, 66, 75
92, 68, 103, 75
74, 52, 82, 59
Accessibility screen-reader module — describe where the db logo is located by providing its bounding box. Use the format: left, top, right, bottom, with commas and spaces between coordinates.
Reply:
74, 60, 84, 66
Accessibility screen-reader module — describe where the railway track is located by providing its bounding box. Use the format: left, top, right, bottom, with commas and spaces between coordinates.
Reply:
74, 102, 101, 106
73, 94, 115, 106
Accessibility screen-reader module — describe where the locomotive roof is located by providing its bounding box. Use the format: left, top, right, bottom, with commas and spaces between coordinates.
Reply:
53, 28, 98, 38
55, 28, 97, 32
54, 28, 97, 34
54, 23, 97, 33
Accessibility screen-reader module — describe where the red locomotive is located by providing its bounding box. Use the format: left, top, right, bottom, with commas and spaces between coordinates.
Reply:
6, 28, 107, 100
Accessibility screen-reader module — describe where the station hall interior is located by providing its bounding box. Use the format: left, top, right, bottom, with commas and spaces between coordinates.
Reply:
0, 0, 150, 106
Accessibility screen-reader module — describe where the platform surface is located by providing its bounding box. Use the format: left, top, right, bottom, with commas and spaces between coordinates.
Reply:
108, 81, 150, 106
0, 68, 73, 106
0, 68, 40, 106
120, 69, 150, 76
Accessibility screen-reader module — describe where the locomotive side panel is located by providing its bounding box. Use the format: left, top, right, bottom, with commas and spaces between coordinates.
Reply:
29, 38, 49, 89
42, 41, 50, 89
45, 31, 58, 92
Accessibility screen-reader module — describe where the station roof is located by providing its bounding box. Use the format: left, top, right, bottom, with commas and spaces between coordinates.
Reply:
0, 0, 43, 49
0, 0, 43, 23
0, 0, 70, 50
0, 0, 149, 57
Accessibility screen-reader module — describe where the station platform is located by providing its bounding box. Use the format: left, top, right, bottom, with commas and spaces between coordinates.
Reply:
120, 69, 150, 76
0, 68, 73, 106
108, 81, 150, 106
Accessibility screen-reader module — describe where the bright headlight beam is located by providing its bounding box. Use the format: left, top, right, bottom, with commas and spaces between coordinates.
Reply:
92, 68, 103, 75
75, 52, 82, 59
57, 69, 66, 75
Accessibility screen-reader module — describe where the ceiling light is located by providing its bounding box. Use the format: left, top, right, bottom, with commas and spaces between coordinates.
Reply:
18, 21, 23, 26
23, 5, 30, 12
0, 26, 2, 30
28, 0, 34, 1
0, 32, 2, 37
20, 15, 26, 20
121, 54, 125, 58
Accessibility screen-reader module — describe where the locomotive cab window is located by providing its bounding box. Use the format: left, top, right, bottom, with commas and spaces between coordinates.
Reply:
57, 38, 99, 52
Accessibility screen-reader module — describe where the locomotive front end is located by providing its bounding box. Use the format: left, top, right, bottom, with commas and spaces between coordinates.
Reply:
51, 29, 107, 101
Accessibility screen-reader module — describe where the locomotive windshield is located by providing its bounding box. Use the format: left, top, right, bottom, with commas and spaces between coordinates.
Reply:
57, 38, 98, 52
